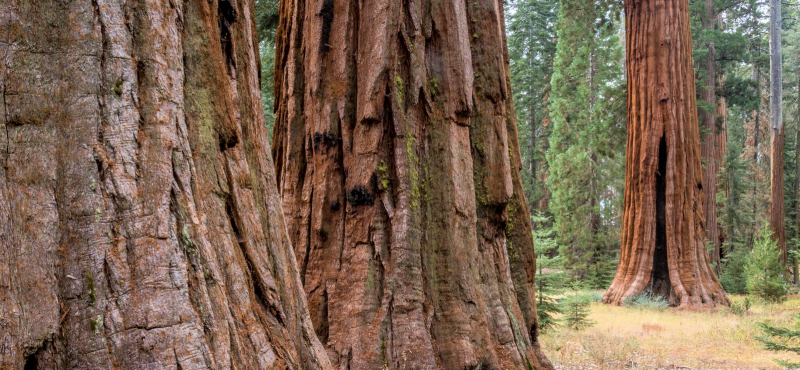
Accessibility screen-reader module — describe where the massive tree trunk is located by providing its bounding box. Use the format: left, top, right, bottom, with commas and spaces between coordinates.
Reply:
700, 0, 720, 267
769, 0, 786, 263
602, 0, 730, 307
0, 0, 330, 369
272, 0, 553, 368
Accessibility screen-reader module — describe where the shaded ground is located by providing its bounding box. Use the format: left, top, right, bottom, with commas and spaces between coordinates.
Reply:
541, 293, 800, 369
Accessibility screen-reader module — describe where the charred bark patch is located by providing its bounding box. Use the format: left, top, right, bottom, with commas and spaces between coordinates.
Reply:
318, 289, 329, 345
23, 354, 37, 370
218, 0, 238, 73
225, 197, 245, 248
346, 185, 374, 207
318, 0, 334, 53
22, 338, 52, 370
218, 131, 239, 151
313, 131, 337, 151
370, 172, 379, 194
7, 114, 45, 127
649, 135, 672, 301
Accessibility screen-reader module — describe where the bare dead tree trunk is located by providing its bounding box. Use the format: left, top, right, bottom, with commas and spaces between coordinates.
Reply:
602, 0, 730, 308
769, 0, 786, 263
0, 0, 331, 369
271, 0, 553, 369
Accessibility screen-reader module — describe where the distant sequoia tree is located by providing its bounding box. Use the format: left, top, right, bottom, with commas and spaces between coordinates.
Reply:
0, 0, 329, 368
603, 0, 730, 307
271, 0, 553, 368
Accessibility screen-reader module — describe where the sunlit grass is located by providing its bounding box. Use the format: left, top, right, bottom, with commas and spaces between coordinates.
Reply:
540, 292, 800, 369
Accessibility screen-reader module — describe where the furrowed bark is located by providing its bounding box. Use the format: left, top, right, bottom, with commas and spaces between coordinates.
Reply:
700, 0, 720, 267
0, 0, 330, 368
602, 0, 730, 308
272, 0, 553, 368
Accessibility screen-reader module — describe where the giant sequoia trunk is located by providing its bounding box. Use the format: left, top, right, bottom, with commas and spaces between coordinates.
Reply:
0, 0, 330, 368
700, 0, 720, 266
602, 0, 729, 307
272, 0, 553, 368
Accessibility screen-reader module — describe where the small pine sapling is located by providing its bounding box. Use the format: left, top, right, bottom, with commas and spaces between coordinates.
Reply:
532, 213, 564, 332
745, 225, 788, 302
559, 286, 595, 330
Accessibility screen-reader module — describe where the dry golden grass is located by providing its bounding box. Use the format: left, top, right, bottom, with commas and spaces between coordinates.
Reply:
540, 293, 800, 369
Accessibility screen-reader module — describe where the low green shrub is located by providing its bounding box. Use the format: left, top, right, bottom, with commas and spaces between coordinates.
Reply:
622, 292, 669, 310
730, 297, 752, 315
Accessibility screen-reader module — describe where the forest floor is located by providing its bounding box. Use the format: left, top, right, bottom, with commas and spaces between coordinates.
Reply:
540, 292, 800, 369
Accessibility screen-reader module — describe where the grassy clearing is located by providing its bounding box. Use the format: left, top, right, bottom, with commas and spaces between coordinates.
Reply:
540, 293, 800, 369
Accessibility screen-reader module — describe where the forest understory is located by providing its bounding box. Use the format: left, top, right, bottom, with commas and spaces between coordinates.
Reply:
543, 293, 800, 369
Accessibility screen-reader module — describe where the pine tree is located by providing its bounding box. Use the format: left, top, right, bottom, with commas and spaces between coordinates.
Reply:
559, 290, 596, 330
506, 0, 559, 212
546, 0, 626, 283
745, 225, 788, 302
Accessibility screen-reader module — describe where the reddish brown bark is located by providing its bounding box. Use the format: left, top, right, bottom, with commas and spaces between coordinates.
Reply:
700, 0, 720, 267
0, 0, 329, 368
272, 0, 552, 368
603, 0, 729, 307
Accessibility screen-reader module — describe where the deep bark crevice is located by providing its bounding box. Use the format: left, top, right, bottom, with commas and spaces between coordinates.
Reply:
319, 0, 334, 53
649, 134, 672, 301
318, 288, 329, 345
218, 0, 238, 73
23, 354, 37, 370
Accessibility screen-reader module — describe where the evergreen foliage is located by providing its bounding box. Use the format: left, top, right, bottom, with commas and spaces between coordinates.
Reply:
506, 0, 558, 212
558, 290, 596, 330
756, 317, 800, 368
719, 246, 750, 294
256, 0, 279, 139
532, 213, 563, 332
545, 0, 625, 282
